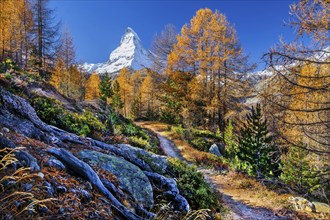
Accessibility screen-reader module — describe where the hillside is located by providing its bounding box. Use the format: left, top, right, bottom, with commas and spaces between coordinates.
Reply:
0, 71, 218, 219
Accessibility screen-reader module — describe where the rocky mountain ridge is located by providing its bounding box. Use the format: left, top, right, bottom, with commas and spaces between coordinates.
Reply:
83, 27, 154, 75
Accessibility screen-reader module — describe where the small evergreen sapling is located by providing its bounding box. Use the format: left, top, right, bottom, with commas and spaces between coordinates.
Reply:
280, 146, 320, 194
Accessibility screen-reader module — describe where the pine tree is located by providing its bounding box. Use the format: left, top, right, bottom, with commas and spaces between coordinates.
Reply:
99, 73, 113, 104
224, 120, 238, 163
238, 104, 280, 178
110, 80, 124, 115
280, 146, 319, 194
130, 93, 141, 119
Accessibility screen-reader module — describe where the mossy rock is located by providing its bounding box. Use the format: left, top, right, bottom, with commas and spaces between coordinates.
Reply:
312, 202, 330, 213
78, 150, 154, 208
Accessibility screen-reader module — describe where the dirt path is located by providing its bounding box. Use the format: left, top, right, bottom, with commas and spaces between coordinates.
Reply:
138, 121, 288, 220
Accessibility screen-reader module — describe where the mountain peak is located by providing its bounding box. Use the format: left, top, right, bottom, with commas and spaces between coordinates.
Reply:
83, 27, 153, 75
120, 27, 141, 44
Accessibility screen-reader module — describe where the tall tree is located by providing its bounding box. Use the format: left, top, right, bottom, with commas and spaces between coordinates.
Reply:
167, 8, 253, 130
57, 29, 75, 96
263, 0, 329, 154
238, 104, 280, 178
99, 73, 113, 105
32, 0, 60, 76
116, 67, 132, 117
151, 24, 177, 73
85, 73, 101, 100
0, 0, 32, 66
110, 80, 124, 115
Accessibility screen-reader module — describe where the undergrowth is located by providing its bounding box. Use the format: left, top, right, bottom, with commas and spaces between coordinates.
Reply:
31, 97, 105, 137
167, 157, 220, 210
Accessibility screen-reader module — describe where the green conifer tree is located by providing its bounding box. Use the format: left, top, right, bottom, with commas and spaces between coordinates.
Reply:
238, 104, 280, 178
111, 80, 124, 115
224, 120, 239, 166
280, 146, 319, 194
99, 73, 113, 104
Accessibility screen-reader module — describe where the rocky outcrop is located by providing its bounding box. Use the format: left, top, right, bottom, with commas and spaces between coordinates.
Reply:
0, 85, 190, 219
288, 196, 330, 214
88, 140, 168, 174
209, 144, 222, 157
312, 202, 330, 213
48, 148, 154, 220
78, 150, 154, 208
144, 171, 190, 213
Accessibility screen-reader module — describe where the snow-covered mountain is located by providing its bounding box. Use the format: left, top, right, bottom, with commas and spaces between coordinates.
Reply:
83, 27, 154, 75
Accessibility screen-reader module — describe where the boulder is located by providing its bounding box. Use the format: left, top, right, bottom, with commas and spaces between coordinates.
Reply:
209, 144, 221, 157
312, 202, 330, 213
90, 140, 168, 174
288, 196, 314, 212
78, 150, 154, 208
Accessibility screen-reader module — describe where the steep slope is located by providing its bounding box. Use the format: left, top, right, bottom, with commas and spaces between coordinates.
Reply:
83, 27, 154, 75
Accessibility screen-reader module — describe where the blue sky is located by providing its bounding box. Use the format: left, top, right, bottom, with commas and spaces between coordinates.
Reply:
49, 0, 296, 70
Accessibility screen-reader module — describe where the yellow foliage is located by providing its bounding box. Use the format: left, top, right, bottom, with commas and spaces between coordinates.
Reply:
85, 72, 101, 100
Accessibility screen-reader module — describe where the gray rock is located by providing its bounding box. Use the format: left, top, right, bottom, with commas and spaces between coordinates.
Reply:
312, 202, 330, 213
117, 144, 169, 174
37, 172, 44, 179
288, 196, 314, 212
1, 127, 9, 133
45, 156, 66, 170
78, 150, 154, 208
90, 140, 168, 174
209, 144, 222, 157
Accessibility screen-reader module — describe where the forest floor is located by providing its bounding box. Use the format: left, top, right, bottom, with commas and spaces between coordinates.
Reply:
136, 121, 315, 220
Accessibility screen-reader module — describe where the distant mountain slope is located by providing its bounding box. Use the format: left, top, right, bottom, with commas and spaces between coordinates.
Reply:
83, 27, 154, 75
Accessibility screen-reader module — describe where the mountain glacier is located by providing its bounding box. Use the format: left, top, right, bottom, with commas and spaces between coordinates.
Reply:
83, 27, 154, 75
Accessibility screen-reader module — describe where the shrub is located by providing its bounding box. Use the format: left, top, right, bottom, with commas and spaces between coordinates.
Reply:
31, 97, 105, 137
280, 146, 320, 195
5, 72, 11, 79
167, 158, 219, 210
195, 154, 229, 172
190, 137, 212, 152
128, 136, 151, 150
170, 125, 185, 139
123, 122, 138, 136
191, 128, 222, 141
0, 58, 19, 73
113, 124, 123, 135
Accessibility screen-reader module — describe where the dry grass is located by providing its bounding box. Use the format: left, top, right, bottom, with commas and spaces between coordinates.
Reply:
0, 147, 55, 218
